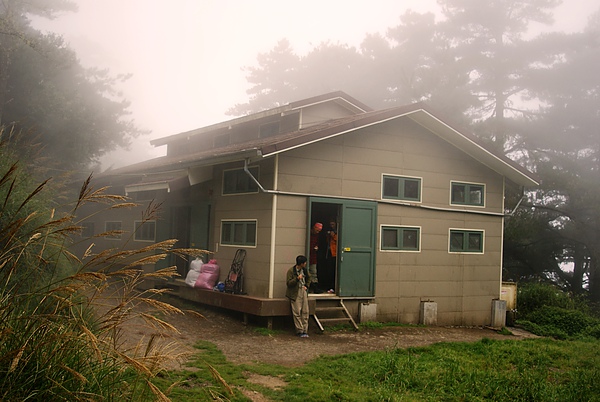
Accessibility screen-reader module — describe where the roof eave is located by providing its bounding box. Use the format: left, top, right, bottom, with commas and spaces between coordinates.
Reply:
101, 149, 263, 178
406, 110, 539, 187
259, 106, 539, 187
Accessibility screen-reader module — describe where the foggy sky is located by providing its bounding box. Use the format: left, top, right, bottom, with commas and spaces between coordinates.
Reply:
33, 0, 600, 169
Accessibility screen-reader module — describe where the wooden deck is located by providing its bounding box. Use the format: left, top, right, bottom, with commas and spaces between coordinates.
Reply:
169, 282, 292, 316
157, 279, 317, 328
151, 280, 369, 329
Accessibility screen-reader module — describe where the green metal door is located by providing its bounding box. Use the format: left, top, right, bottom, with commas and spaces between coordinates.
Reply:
338, 200, 377, 297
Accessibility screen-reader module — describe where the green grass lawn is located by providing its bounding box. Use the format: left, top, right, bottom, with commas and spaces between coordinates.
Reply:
154, 336, 600, 401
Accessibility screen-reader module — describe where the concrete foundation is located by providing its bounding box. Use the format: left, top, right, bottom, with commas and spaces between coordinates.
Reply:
491, 299, 507, 328
420, 301, 437, 326
359, 303, 377, 323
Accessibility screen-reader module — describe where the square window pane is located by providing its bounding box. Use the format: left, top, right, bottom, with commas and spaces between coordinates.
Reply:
233, 223, 244, 243
223, 171, 235, 193
404, 180, 419, 200
82, 222, 94, 237
224, 168, 259, 194
450, 232, 464, 251
451, 184, 466, 203
469, 187, 483, 205
382, 228, 398, 248
105, 221, 122, 239
247, 167, 259, 192
246, 222, 256, 245
142, 222, 155, 240
403, 229, 418, 249
235, 173, 247, 192
134, 221, 155, 241
222, 223, 232, 243
260, 122, 279, 138
468, 233, 482, 251
383, 177, 399, 198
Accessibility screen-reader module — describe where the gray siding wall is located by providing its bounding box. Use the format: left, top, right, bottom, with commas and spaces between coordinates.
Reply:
211, 160, 275, 297
275, 118, 505, 326
271, 195, 309, 298
75, 190, 170, 256
278, 118, 504, 212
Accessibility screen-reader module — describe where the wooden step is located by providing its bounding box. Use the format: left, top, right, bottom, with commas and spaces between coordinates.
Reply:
312, 299, 358, 331
318, 317, 355, 324
315, 306, 345, 313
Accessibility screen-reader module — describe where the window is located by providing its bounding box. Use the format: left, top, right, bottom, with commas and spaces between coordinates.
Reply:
134, 220, 156, 242
381, 226, 420, 251
382, 175, 421, 201
451, 182, 484, 206
214, 133, 230, 148
130, 190, 159, 201
221, 220, 257, 247
81, 222, 94, 237
104, 221, 122, 240
223, 167, 259, 195
449, 230, 484, 253
259, 121, 279, 138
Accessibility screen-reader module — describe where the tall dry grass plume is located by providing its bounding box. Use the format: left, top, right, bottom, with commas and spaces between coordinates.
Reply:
0, 135, 207, 401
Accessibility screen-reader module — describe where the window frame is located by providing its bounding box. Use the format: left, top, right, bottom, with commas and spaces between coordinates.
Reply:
81, 222, 95, 238
222, 166, 260, 195
104, 221, 122, 240
448, 229, 484, 253
381, 174, 422, 202
220, 219, 257, 248
450, 181, 485, 207
133, 220, 156, 242
380, 225, 421, 252
259, 121, 280, 138
130, 189, 159, 201
213, 133, 230, 148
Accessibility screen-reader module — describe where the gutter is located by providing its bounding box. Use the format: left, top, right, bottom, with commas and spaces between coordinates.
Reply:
243, 158, 508, 217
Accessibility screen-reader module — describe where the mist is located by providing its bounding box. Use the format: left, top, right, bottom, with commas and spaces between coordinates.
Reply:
30, 0, 599, 169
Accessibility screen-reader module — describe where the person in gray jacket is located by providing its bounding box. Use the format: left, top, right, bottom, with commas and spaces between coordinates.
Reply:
286, 255, 311, 337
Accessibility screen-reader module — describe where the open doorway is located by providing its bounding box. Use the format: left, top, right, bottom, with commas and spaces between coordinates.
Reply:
309, 201, 340, 294
310, 197, 377, 297
171, 206, 191, 277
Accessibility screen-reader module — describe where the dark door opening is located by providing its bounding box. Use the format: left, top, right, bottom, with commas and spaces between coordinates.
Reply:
171, 206, 191, 277
309, 202, 340, 294
309, 198, 377, 297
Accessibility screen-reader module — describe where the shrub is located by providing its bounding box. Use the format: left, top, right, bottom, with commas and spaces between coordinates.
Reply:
518, 320, 570, 339
515, 283, 600, 339
526, 306, 597, 336
517, 282, 582, 319
582, 323, 600, 339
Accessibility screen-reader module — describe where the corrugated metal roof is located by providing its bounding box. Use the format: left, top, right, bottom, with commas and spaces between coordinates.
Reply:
150, 91, 373, 147
103, 100, 539, 187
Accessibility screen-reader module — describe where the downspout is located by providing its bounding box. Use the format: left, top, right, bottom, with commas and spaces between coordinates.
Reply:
244, 159, 271, 193
269, 157, 278, 298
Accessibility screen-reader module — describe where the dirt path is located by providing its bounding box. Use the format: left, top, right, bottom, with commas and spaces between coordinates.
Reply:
125, 295, 537, 370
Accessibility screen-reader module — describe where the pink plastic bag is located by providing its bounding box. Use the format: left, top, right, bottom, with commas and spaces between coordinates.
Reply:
194, 259, 220, 289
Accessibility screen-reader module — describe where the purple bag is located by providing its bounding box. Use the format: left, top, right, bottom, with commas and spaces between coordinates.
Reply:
194, 259, 220, 289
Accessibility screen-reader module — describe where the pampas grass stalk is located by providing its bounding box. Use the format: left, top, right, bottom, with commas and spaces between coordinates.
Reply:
0, 136, 210, 401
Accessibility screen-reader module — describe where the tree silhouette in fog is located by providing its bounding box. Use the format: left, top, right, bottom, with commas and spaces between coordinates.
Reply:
0, 0, 146, 172
232, 0, 600, 302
